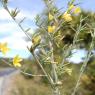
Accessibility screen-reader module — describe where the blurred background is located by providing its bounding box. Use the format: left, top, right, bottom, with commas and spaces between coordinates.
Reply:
0, 0, 95, 95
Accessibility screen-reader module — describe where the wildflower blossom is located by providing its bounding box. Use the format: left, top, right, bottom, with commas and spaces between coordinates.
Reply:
62, 12, 72, 22
73, 7, 81, 14
48, 26, 56, 33
65, 68, 72, 76
0, 42, 10, 55
68, 5, 81, 15
49, 13, 54, 20
32, 35, 41, 45
13, 55, 22, 67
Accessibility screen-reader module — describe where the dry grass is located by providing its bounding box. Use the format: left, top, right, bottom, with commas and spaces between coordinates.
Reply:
2, 71, 52, 95
1, 59, 95, 95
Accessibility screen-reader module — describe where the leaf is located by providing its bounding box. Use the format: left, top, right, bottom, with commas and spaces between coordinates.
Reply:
11, 8, 20, 18
3, 0, 8, 4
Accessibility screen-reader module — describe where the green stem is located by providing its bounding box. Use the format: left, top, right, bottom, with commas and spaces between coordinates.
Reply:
71, 29, 95, 95
1, 59, 47, 77
49, 42, 60, 95
3, 6, 32, 41
61, 23, 81, 65
32, 52, 54, 87
1, 2, 54, 88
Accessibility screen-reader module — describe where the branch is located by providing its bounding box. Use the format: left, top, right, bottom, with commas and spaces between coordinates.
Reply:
1, 2, 54, 84
71, 29, 95, 95
2, 4, 32, 41
61, 16, 88, 65
32, 52, 54, 84
1, 59, 47, 77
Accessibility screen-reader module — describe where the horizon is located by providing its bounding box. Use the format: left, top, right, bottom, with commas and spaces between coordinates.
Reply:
0, 0, 95, 63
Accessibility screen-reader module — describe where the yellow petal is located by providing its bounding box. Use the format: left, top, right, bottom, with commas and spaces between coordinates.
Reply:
0, 42, 10, 55
13, 55, 22, 67
65, 68, 72, 76
49, 13, 54, 20
48, 26, 56, 33
32, 36, 41, 44
62, 12, 72, 22
73, 7, 81, 14
14, 63, 21, 67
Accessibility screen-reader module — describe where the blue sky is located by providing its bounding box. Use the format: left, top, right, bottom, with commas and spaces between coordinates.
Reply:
0, 0, 95, 63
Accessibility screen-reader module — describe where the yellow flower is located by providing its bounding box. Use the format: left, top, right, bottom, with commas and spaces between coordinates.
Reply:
62, 12, 72, 22
32, 35, 41, 45
65, 68, 72, 76
13, 55, 22, 67
73, 7, 81, 14
48, 13, 54, 20
68, 4, 81, 15
48, 26, 56, 33
0, 42, 10, 55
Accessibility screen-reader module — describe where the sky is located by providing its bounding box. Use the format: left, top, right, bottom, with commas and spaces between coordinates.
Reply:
0, 0, 95, 63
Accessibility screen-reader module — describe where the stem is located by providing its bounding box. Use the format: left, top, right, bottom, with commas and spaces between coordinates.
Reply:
36, 22, 60, 92
32, 52, 54, 87
3, 6, 32, 41
43, 0, 61, 94
49, 42, 58, 83
71, 29, 95, 95
1, 59, 47, 77
61, 22, 82, 65
49, 42, 60, 95
1, 3, 54, 86
53, 87, 60, 95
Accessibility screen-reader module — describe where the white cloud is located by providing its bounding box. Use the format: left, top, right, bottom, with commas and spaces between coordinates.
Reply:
68, 49, 87, 64
9, 40, 31, 50
0, 8, 12, 20
0, 1, 37, 57
0, 22, 33, 50
9, 40, 28, 50
12, 31, 26, 38
17, 10, 36, 21
0, 7, 36, 21
0, 35, 30, 50
0, 22, 18, 32
0, 22, 32, 50
0, 6, 35, 52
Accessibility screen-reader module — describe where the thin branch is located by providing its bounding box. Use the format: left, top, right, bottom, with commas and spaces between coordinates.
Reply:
61, 21, 82, 65
32, 52, 54, 85
2, 5, 32, 41
49, 42, 58, 83
44, 1, 61, 94
20, 70, 47, 77
1, 59, 47, 77
62, 62, 71, 67
3, 6, 54, 86
1, 2, 54, 83
71, 29, 95, 95
27, 46, 54, 85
